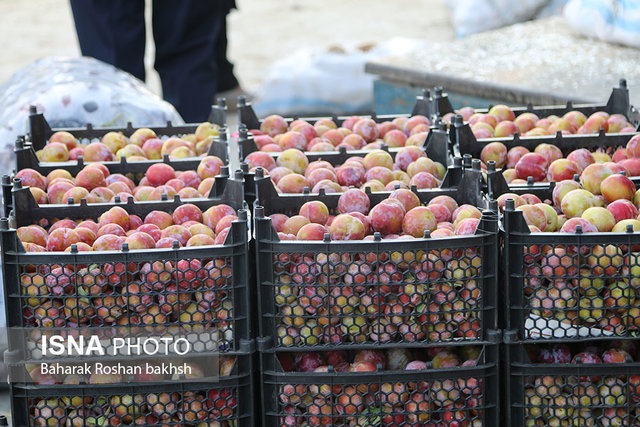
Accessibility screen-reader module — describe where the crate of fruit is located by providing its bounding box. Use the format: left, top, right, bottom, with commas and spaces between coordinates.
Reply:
13, 128, 229, 180
456, 125, 640, 203
247, 146, 471, 208
444, 81, 640, 177
239, 135, 454, 207
4, 160, 239, 226
484, 161, 640, 210
253, 164, 499, 350
238, 90, 432, 132
235, 91, 451, 165
506, 339, 640, 427
437, 79, 640, 128
235, 122, 450, 169
237, 120, 449, 163
235, 91, 455, 207
499, 183, 640, 341
237, 90, 432, 148
10, 347, 255, 426
0, 173, 250, 368
456, 120, 639, 181
26, 100, 227, 152
236, 119, 449, 168
452, 116, 638, 166
259, 338, 499, 427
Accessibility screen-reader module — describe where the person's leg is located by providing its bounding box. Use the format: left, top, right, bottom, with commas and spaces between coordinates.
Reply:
152, 0, 224, 122
215, 1, 239, 93
69, 0, 146, 81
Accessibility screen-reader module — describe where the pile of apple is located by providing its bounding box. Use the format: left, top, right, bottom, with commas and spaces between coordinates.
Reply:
278, 347, 484, 426
247, 114, 431, 153
36, 123, 220, 162
524, 341, 640, 426
31, 358, 236, 426
481, 134, 640, 184
15, 155, 224, 205
17, 203, 238, 252
246, 148, 446, 194
267, 189, 484, 346
444, 104, 636, 139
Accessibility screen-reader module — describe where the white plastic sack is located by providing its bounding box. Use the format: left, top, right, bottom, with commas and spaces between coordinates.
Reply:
564, 0, 640, 48
452, 0, 547, 37
538, 0, 572, 17
451, 0, 568, 37
0, 56, 183, 176
252, 38, 423, 117
0, 56, 183, 329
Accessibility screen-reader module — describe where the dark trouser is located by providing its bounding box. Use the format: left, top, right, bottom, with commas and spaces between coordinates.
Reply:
70, 0, 238, 122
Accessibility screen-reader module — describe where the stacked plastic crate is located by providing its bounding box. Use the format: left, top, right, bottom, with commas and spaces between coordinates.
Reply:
249, 139, 501, 427
453, 83, 640, 427
0, 107, 256, 426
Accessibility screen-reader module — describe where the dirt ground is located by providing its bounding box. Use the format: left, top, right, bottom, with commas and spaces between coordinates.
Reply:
0, 0, 454, 96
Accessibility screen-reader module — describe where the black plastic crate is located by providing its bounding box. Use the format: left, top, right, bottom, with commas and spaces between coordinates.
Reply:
506, 340, 640, 427
502, 197, 640, 343
235, 91, 453, 163
13, 130, 229, 178
253, 167, 499, 351
0, 215, 250, 362
436, 80, 640, 125
238, 127, 452, 209
4, 168, 244, 228
237, 91, 433, 138
259, 338, 499, 427
482, 160, 640, 203
451, 117, 639, 166
9, 348, 254, 426
3, 162, 242, 226
27, 100, 227, 152
0, 190, 250, 368
252, 154, 474, 212
253, 157, 485, 227
237, 124, 451, 170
